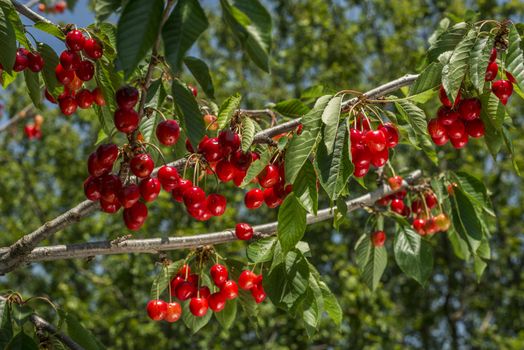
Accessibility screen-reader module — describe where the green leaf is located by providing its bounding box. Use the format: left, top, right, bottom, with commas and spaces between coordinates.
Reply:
321, 96, 342, 153
294, 160, 318, 214
214, 298, 237, 329
394, 227, 434, 286
240, 117, 256, 152
6, 331, 38, 350
278, 194, 307, 253
217, 93, 241, 130
301, 288, 320, 335
183, 56, 215, 99
441, 29, 478, 104
94, 60, 118, 134
447, 228, 470, 261
220, 0, 272, 72
355, 234, 387, 291
247, 236, 277, 263
172, 79, 205, 150
450, 188, 483, 254
163, 0, 209, 73
240, 146, 270, 187
150, 259, 184, 299
273, 99, 310, 118
95, 0, 122, 22
182, 301, 212, 333
65, 314, 105, 350
116, 0, 164, 78
505, 23, 524, 89
0, 8, 16, 74
38, 42, 61, 98
285, 95, 331, 184
34, 21, 65, 39
451, 171, 493, 215
474, 256, 487, 282
316, 125, 352, 201
502, 126, 520, 175
469, 35, 494, 91
23, 71, 42, 110
409, 62, 443, 96
319, 281, 342, 326
480, 92, 505, 130
0, 299, 12, 349
427, 22, 467, 62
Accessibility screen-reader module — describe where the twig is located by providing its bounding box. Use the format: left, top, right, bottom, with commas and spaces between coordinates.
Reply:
30, 314, 84, 350
11, 0, 56, 25
0, 104, 33, 134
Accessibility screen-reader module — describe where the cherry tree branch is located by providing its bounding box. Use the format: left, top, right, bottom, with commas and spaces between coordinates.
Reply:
1, 170, 421, 263
11, 0, 56, 25
0, 104, 33, 134
30, 314, 84, 350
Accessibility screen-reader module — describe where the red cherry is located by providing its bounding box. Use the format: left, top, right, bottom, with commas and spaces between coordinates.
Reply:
232, 167, 247, 187
450, 133, 469, 149
258, 164, 280, 188
207, 193, 227, 216
216, 159, 235, 182
245, 188, 264, 209
378, 123, 399, 148
116, 86, 139, 109
55, 64, 75, 85
235, 222, 254, 240
492, 80, 513, 105
67, 73, 83, 91
13, 48, 29, 72
506, 71, 516, 84
99, 174, 122, 202
130, 153, 154, 178
199, 137, 223, 162
198, 286, 211, 299
96, 143, 119, 167
251, 284, 266, 303
427, 118, 446, 139
376, 197, 390, 206
92, 87, 105, 106
350, 128, 364, 145
170, 276, 184, 295
84, 176, 101, 201
76, 60, 94, 81
45, 89, 57, 104
372, 231, 386, 247
356, 114, 371, 130
458, 98, 481, 121
364, 129, 387, 153
370, 149, 388, 168
446, 119, 466, 139
58, 95, 77, 116
157, 165, 179, 191
185, 138, 195, 153
390, 198, 405, 214
439, 85, 461, 107
263, 187, 283, 208
59, 50, 80, 71
87, 152, 110, 177
411, 199, 422, 214
353, 163, 370, 178
413, 218, 427, 235
210, 264, 228, 286
139, 177, 161, 202
164, 302, 181, 323
394, 189, 407, 199
156, 120, 180, 146
208, 292, 227, 312
83, 38, 103, 60
424, 217, 439, 235
465, 119, 485, 138
114, 108, 139, 133
100, 197, 121, 213
54, 0, 66, 13
432, 133, 449, 146
485, 61, 498, 81
489, 48, 497, 62
189, 297, 208, 317
183, 186, 206, 207
238, 270, 257, 290
123, 201, 148, 230
388, 176, 403, 191
146, 299, 167, 321
437, 106, 460, 126
424, 192, 438, 209
171, 179, 192, 202
27, 52, 44, 72
220, 280, 238, 300
187, 201, 212, 221
76, 89, 93, 109
351, 144, 371, 168
218, 130, 241, 154
66, 30, 85, 51
175, 281, 196, 301
188, 84, 198, 97
231, 150, 253, 171
118, 184, 140, 208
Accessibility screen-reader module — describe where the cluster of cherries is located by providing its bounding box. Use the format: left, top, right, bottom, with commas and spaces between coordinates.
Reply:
24, 114, 44, 140
146, 263, 265, 321
350, 116, 399, 178
2, 48, 45, 73
48, 29, 105, 115
489, 48, 515, 105
37, 1, 66, 14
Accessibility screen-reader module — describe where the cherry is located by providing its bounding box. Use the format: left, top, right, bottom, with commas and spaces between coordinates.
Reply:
146, 299, 167, 321
424, 217, 439, 235
221, 280, 238, 300
378, 123, 399, 148
258, 164, 280, 188
96, 143, 119, 167
447, 183, 457, 195
210, 264, 228, 286
390, 198, 405, 214
356, 114, 371, 130
216, 159, 235, 182
411, 199, 422, 214
84, 176, 101, 201
376, 197, 390, 206
506, 71, 516, 84
189, 84, 198, 97
263, 187, 283, 208
83, 38, 103, 60
296, 123, 304, 135
394, 189, 407, 199
489, 48, 497, 62
183, 186, 206, 207
114, 108, 139, 133
231, 150, 253, 171
437, 106, 459, 126
38, 3, 45, 12
370, 149, 388, 168
492, 80, 513, 105
76, 60, 94, 81
158, 165, 179, 191
424, 192, 438, 209
372, 231, 386, 247
350, 128, 364, 145
156, 120, 180, 146
434, 213, 451, 231
353, 164, 370, 178
66, 30, 85, 51
34, 115, 44, 128
351, 144, 371, 168
67, 74, 83, 91
55, 64, 75, 85
170, 276, 184, 294
27, 52, 44, 72
251, 284, 267, 303
58, 96, 77, 116
130, 153, 154, 178
123, 201, 148, 230
189, 297, 208, 317
87, 153, 110, 177
446, 119, 466, 139
388, 176, 403, 191
413, 218, 426, 235
100, 197, 121, 213
92, 87, 105, 106
450, 133, 469, 149
54, 1, 66, 13
99, 174, 122, 202
172, 179, 192, 202
164, 302, 182, 323
207, 193, 227, 216
458, 98, 481, 121
76, 89, 93, 109
175, 281, 196, 301
245, 188, 264, 209
199, 137, 223, 162
364, 129, 387, 153
203, 114, 218, 130
238, 270, 257, 290
439, 85, 461, 107
465, 119, 485, 138
188, 201, 212, 221
13, 48, 28, 72
59, 50, 80, 71
235, 223, 254, 240
45, 89, 57, 103
116, 86, 139, 109
208, 292, 227, 312
198, 286, 211, 299
139, 177, 161, 202
232, 168, 247, 187
485, 61, 498, 81
185, 138, 195, 153
218, 130, 241, 154
427, 118, 446, 139
118, 184, 140, 208
432, 133, 449, 146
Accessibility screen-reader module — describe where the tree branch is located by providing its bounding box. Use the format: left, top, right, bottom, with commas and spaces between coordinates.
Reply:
0, 104, 33, 134
30, 314, 84, 350
0, 171, 421, 263
11, 0, 56, 25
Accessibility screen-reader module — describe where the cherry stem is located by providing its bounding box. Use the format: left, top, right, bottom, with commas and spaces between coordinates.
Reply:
366, 104, 385, 125
164, 266, 171, 303
142, 142, 167, 165
386, 161, 396, 177
421, 192, 430, 219
148, 106, 167, 121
